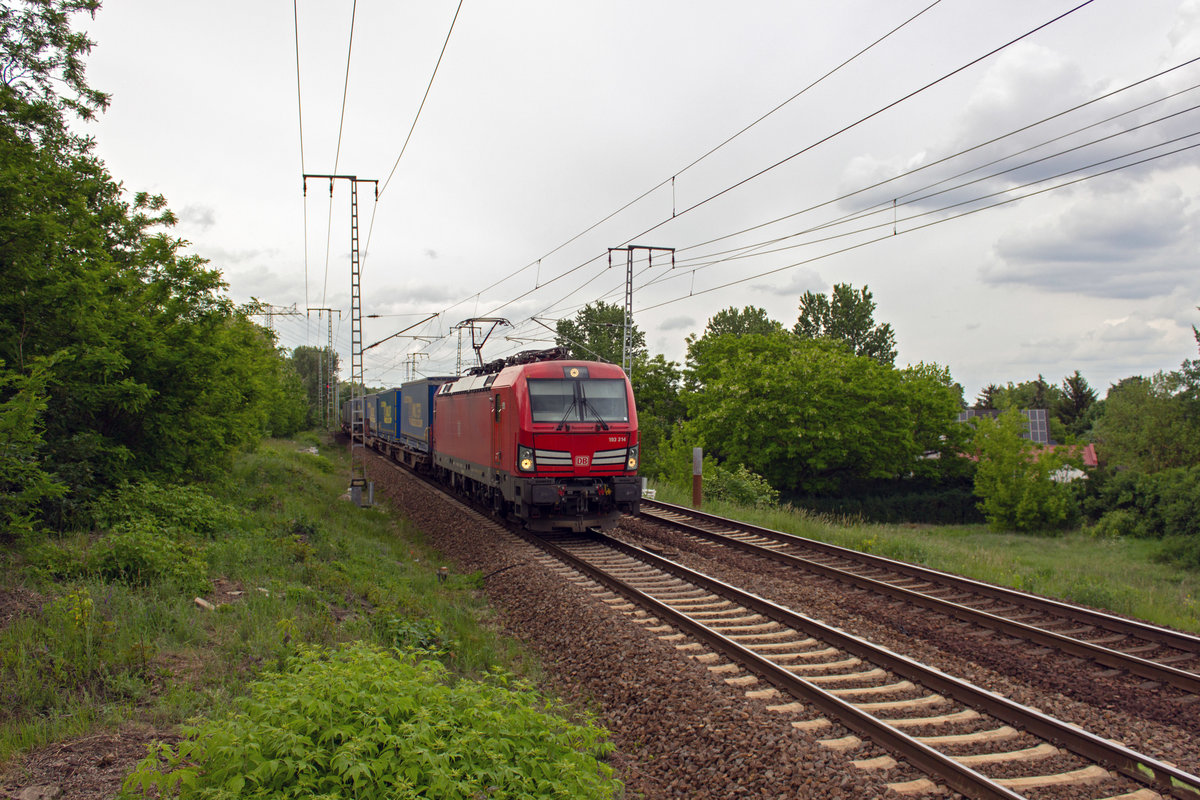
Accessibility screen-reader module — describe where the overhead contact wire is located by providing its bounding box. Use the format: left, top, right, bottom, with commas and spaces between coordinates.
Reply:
361, 0, 466, 280
456, 0, 1098, 331
637, 138, 1200, 312
672, 57, 1200, 260
293, 0, 310, 313
664, 94, 1200, 274
616, 0, 1099, 249
322, 0, 358, 308
429, 0, 943, 323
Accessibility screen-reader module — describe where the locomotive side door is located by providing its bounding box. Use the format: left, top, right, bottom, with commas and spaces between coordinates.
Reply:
492, 392, 503, 471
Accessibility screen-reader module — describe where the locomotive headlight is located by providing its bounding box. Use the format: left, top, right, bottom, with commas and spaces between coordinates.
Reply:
626, 445, 639, 470
518, 444, 536, 472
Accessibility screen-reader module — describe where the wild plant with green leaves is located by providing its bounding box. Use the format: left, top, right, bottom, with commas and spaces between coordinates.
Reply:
123, 643, 620, 800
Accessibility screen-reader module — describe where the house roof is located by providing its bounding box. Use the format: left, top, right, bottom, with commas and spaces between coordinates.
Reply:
957, 408, 1052, 445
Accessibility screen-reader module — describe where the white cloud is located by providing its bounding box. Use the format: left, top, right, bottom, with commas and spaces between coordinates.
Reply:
1012, 311, 1194, 387
178, 204, 216, 230
658, 315, 695, 331
983, 183, 1200, 297
955, 44, 1088, 151
749, 267, 824, 296
371, 283, 462, 307
1168, 0, 1200, 54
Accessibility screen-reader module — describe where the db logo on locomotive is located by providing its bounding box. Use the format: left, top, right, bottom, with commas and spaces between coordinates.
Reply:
575, 455, 590, 467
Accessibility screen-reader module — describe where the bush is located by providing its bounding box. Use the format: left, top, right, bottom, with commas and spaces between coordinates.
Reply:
94, 481, 241, 539
786, 478, 984, 525
1088, 508, 1139, 539
376, 616, 455, 655
971, 409, 1080, 532
1079, 466, 1200, 568
1157, 536, 1200, 569
86, 523, 208, 594
706, 463, 779, 508
0, 358, 67, 543
123, 643, 619, 800
1082, 465, 1200, 540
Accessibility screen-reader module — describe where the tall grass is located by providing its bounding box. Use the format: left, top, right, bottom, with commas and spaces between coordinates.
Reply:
1, 436, 540, 765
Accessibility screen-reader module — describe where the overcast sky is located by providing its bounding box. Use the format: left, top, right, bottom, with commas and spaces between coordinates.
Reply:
80, 0, 1200, 399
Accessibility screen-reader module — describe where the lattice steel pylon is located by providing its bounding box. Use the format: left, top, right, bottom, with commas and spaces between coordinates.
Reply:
308, 307, 342, 428
607, 246, 674, 374
303, 173, 377, 505
326, 309, 336, 425
247, 302, 302, 333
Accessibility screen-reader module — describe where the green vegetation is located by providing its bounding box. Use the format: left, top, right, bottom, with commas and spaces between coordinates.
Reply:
793, 282, 897, 367
548, 291, 1199, 556
649, 480, 1200, 635
674, 331, 965, 494
0, 11, 616, 794
555, 300, 644, 365
971, 408, 1079, 532
125, 644, 616, 800
287, 344, 341, 429
2, 439, 618, 800
0, 0, 310, 537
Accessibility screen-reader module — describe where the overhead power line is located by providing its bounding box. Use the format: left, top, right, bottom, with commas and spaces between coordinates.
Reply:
461, 0, 1099, 330
361, 0, 466, 278
424, 0, 945, 324
473, 99, 1200, 366
669, 56, 1200, 264
661, 93, 1200, 277
293, 0, 309, 310
360, 1, 1176, 376
615, 0, 1100, 249
449, 127, 1200, 374
635, 138, 1200, 313
378, 0, 465, 201
322, 1, 360, 309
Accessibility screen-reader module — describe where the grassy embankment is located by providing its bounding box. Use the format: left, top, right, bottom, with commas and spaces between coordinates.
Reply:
649, 481, 1200, 635
1, 435, 618, 799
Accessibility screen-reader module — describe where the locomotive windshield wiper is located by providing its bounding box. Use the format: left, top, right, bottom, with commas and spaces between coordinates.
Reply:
555, 399, 577, 431
579, 393, 610, 430
553, 381, 610, 431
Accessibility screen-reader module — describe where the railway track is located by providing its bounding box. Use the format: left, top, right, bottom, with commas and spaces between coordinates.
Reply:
374, 455, 1198, 798
528, 527, 1200, 800
638, 499, 1200, 695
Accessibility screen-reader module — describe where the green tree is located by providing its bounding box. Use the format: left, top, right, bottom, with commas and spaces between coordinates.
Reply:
973, 384, 1000, 410
994, 375, 1063, 413
0, 0, 109, 128
1057, 370, 1097, 436
685, 306, 783, 389
793, 283, 897, 366
684, 332, 931, 492
0, 5, 308, 524
1181, 309, 1200, 413
0, 357, 66, 540
971, 408, 1079, 532
554, 301, 644, 365
1092, 373, 1200, 473
628, 353, 683, 477
289, 345, 340, 427
898, 362, 970, 478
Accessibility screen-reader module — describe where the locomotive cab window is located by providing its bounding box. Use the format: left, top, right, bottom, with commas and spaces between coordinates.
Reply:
528, 378, 629, 424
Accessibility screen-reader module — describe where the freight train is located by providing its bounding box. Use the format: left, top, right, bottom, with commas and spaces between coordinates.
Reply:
343, 349, 640, 531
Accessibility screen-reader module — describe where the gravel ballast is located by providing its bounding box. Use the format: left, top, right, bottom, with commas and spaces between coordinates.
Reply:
370, 457, 913, 799
367, 454, 1200, 798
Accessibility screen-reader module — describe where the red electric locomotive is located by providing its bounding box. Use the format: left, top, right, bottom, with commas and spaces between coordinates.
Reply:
432, 353, 640, 531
